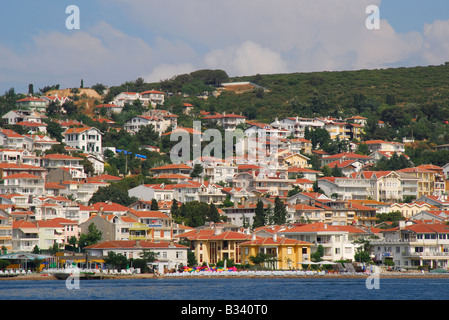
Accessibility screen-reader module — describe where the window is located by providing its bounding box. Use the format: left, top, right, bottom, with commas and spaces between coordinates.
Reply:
176, 251, 183, 259
287, 247, 292, 255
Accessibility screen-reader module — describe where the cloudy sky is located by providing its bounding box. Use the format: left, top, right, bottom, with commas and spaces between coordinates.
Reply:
1, 0, 449, 93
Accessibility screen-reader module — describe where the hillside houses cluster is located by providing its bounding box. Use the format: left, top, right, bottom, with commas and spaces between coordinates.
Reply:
3, 88, 449, 273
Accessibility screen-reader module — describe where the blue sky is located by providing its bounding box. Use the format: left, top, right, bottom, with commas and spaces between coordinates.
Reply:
1, 0, 449, 94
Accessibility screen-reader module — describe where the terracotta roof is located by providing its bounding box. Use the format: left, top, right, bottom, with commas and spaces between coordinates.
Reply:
129, 210, 171, 219
151, 163, 193, 171
279, 222, 342, 233
43, 153, 82, 160
90, 202, 129, 212
3, 173, 43, 179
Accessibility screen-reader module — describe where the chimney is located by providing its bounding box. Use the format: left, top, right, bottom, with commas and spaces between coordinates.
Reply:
273, 233, 278, 242
135, 240, 141, 247
252, 233, 256, 241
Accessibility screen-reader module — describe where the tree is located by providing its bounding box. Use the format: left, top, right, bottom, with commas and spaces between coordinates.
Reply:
311, 244, 324, 262
78, 223, 103, 249
252, 199, 266, 229
104, 251, 128, 271
208, 203, 221, 222
353, 238, 373, 263
150, 198, 159, 211
89, 185, 138, 206
140, 249, 159, 263
331, 164, 344, 177
190, 164, 203, 178
273, 196, 288, 225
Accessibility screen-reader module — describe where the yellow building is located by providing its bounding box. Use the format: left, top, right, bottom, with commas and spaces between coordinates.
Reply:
176, 228, 252, 264
239, 234, 312, 270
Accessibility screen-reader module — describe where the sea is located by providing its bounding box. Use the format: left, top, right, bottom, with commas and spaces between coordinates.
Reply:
0, 277, 444, 316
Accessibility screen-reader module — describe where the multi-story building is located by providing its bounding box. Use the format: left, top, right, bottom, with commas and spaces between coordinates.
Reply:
202, 112, 247, 131
63, 126, 102, 156
240, 233, 312, 269
371, 221, 449, 269
279, 222, 370, 262
1, 173, 45, 196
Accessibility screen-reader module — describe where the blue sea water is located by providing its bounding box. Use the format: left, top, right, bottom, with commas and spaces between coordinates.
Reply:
0, 277, 448, 300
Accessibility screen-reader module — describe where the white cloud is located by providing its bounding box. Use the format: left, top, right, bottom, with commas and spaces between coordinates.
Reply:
143, 63, 197, 83
3, 1, 449, 93
204, 41, 288, 76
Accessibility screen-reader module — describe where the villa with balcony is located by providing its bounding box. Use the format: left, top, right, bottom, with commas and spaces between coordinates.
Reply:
371, 221, 449, 269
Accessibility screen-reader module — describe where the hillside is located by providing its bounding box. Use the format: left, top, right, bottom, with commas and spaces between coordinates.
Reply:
46, 88, 103, 117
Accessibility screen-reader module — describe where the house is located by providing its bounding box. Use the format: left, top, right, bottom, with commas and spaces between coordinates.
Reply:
111, 92, 141, 107
415, 195, 449, 210
363, 139, 405, 154
128, 183, 175, 202
42, 153, 85, 172
278, 153, 310, 168
36, 219, 65, 250
288, 138, 313, 155
320, 152, 373, 167
84, 240, 189, 274
239, 233, 312, 270
221, 201, 268, 228
322, 159, 364, 176
271, 117, 324, 140
287, 167, 321, 181
12, 220, 39, 252
397, 167, 440, 197
370, 221, 449, 268
410, 210, 449, 223
202, 112, 247, 131
140, 90, 165, 107
90, 202, 130, 216
16, 97, 47, 112
1, 173, 45, 196
26, 134, 60, 153
0, 209, 13, 251
287, 204, 324, 224
389, 201, 438, 219
95, 103, 123, 115
124, 115, 163, 135
127, 210, 173, 242
279, 222, 369, 262
16, 121, 47, 134
59, 180, 108, 205
63, 126, 102, 156
0, 129, 34, 150
176, 227, 252, 265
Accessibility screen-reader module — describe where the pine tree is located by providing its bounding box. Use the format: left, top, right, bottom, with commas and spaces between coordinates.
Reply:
150, 198, 159, 210
273, 196, 288, 225
252, 199, 266, 229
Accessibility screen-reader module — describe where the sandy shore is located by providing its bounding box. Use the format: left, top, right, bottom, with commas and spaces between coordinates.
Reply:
2, 272, 449, 281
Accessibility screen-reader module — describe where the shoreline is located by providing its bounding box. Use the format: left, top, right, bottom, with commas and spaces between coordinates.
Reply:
2, 272, 449, 281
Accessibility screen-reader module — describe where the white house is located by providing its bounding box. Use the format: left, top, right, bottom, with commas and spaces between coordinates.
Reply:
140, 90, 165, 107
279, 222, 368, 262
63, 126, 102, 156
84, 240, 189, 274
